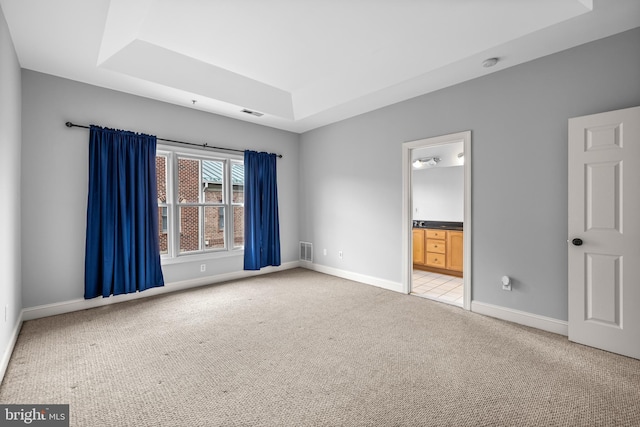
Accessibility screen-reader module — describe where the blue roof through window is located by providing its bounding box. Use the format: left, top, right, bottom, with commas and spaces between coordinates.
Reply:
202, 160, 244, 185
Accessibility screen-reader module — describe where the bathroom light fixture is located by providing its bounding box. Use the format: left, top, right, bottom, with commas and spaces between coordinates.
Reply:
413, 157, 441, 168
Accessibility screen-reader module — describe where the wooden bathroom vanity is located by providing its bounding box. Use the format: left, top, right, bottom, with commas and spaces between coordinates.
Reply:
412, 223, 463, 277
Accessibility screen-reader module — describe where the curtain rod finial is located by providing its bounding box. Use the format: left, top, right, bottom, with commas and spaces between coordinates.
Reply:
65, 121, 73, 127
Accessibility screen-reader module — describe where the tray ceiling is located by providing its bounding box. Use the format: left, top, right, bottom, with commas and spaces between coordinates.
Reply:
2, 0, 639, 132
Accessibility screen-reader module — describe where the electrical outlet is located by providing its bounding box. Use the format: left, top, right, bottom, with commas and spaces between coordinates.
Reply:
501, 276, 511, 291
200, 264, 206, 272
338, 251, 343, 259
323, 248, 327, 256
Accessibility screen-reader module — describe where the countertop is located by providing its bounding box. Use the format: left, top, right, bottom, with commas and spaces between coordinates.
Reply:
413, 220, 463, 231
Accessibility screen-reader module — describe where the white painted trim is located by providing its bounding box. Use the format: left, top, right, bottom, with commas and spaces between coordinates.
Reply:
303, 262, 568, 337
302, 263, 403, 294
462, 133, 472, 311
402, 131, 472, 310
471, 301, 568, 336
1, 309, 24, 383
401, 143, 412, 295
23, 261, 300, 321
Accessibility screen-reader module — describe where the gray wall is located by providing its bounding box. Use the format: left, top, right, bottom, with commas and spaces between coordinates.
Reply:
21, 71, 300, 308
299, 28, 640, 321
12, 24, 640, 325
413, 166, 464, 222
0, 6, 22, 365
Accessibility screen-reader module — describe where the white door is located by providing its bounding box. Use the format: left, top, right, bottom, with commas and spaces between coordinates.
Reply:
568, 105, 640, 359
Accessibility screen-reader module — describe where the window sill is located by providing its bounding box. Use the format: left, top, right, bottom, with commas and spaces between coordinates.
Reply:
160, 249, 244, 266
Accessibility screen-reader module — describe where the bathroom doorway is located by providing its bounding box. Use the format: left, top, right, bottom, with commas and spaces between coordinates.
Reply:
401, 131, 471, 310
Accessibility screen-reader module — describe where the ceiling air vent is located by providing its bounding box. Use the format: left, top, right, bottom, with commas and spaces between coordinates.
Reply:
241, 108, 264, 117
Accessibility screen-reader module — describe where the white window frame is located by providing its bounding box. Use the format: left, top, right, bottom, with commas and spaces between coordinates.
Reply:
157, 144, 244, 265
230, 160, 245, 250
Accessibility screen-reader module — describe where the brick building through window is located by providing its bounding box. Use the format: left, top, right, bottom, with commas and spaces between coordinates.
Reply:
156, 151, 244, 257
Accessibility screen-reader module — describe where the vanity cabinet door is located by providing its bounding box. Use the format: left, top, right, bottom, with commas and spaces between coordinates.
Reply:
447, 231, 463, 272
412, 229, 425, 265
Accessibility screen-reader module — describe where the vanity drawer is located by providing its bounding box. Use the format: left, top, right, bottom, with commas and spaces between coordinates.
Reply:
426, 239, 446, 254
426, 252, 446, 268
426, 229, 447, 240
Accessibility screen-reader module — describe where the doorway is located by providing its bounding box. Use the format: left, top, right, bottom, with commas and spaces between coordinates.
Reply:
402, 131, 471, 310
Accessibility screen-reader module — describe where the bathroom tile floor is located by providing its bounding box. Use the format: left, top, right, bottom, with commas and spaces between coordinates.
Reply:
411, 269, 463, 307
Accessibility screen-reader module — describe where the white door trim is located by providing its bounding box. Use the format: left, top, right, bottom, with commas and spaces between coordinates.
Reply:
402, 130, 472, 310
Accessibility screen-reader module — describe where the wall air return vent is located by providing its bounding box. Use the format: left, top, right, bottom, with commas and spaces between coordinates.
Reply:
299, 241, 313, 262
241, 109, 264, 117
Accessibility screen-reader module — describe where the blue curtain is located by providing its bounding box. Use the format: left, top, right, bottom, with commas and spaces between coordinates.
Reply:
244, 150, 281, 270
85, 125, 165, 299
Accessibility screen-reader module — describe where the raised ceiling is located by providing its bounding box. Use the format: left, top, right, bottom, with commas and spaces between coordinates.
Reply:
2, 0, 639, 133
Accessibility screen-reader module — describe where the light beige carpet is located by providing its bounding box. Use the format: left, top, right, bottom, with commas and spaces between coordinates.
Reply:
1, 268, 639, 426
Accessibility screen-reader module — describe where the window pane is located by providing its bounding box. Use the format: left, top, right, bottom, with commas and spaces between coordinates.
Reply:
179, 206, 200, 253
177, 158, 200, 203
162, 152, 242, 259
202, 160, 224, 203
203, 184, 223, 203
158, 206, 168, 255
156, 155, 168, 255
204, 206, 225, 249
232, 162, 244, 203
233, 206, 244, 248
156, 156, 167, 203
161, 206, 168, 232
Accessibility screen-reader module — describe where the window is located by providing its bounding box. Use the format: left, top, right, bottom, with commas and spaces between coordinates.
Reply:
231, 161, 245, 249
161, 207, 168, 232
156, 146, 244, 261
156, 155, 169, 255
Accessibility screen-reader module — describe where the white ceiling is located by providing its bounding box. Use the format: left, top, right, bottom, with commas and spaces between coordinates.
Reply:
2, 0, 639, 133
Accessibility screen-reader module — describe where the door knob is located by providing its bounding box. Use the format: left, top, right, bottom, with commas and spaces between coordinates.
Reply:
571, 238, 583, 246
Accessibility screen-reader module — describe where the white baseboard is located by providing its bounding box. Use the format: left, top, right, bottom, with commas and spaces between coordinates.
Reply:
471, 301, 568, 336
1, 309, 24, 383
303, 264, 567, 336
22, 261, 300, 321
301, 262, 404, 293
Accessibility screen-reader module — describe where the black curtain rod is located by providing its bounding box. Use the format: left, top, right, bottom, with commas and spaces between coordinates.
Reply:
65, 122, 283, 158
